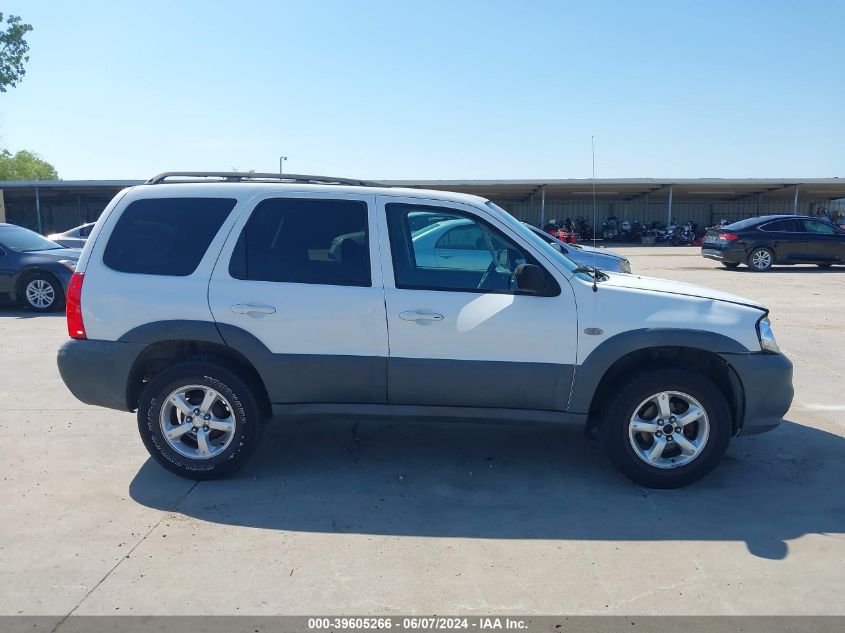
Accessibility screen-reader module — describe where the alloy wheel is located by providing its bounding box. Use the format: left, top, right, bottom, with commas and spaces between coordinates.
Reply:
25, 279, 55, 309
628, 391, 710, 469
159, 384, 236, 459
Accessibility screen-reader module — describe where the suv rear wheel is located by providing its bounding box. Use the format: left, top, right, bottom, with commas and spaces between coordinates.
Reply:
137, 362, 265, 480
600, 369, 731, 488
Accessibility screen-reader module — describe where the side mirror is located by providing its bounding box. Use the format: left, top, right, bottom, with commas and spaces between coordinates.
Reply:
514, 263, 546, 293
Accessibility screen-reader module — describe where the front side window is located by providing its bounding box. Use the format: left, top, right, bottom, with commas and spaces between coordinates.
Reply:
103, 198, 236, 276
229, 197, 371, 287
801, 219, 839, 235
385, 203, 558, 295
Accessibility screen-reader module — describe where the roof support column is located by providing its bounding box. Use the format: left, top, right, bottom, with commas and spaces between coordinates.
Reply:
792, 185, 799, 214
540, 185, 546, 227
667, 184, 673, 227
35, 186, 42, 234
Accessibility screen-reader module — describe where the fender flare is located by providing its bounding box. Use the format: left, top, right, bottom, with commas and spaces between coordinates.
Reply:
568, 328, 751, 413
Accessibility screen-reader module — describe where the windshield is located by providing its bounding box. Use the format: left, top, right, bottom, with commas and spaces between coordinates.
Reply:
485, 202, 582, 274
0, 226, 62, 252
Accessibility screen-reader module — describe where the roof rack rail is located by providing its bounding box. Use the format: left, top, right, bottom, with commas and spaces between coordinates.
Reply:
145, 171, 385, 187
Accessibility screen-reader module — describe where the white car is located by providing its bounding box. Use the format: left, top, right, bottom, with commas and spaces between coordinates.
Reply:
57, 172, 793, 488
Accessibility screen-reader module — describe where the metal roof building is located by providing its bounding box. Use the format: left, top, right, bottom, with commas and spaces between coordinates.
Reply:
1, 177, 843, 235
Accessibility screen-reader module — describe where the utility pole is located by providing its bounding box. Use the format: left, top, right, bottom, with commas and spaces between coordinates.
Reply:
279, 156, 288, 175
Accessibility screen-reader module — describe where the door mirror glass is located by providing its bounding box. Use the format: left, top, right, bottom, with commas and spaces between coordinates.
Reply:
514, 263, 545, 293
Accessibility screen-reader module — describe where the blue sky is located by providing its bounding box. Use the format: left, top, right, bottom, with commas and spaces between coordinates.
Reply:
1, 0, 843, 180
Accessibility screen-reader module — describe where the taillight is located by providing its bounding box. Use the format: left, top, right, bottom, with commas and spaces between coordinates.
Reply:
718, 233, 739, 241
66, 272, 86, 339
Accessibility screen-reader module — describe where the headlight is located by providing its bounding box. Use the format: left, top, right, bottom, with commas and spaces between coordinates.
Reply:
58, 260, 77, 272
618, 259, 631, 274
757, 316, 780, 354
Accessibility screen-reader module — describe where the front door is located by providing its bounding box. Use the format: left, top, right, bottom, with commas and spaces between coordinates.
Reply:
798, 218, 845, 262
208, 193, 389, 404
377, 197, 578, 411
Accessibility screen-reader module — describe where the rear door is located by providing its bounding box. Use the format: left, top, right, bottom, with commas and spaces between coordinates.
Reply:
377, 196, 578, 411
758, 219, 806, 261
208, 192, 389, 404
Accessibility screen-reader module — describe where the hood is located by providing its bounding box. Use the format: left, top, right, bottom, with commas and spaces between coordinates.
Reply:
602, 272, 765, 310
569, 243, 626, 260
22, 247, 81, 262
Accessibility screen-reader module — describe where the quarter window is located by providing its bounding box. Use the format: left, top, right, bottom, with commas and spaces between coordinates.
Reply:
229, 198, 371, 287
103, 198, 236, 276
385, 203, 558, 295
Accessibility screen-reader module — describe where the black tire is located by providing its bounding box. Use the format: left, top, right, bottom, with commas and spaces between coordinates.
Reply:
747, 247, 774, 272
600, 369, 732, 488
21, 273, 64, 312
137, 362, 265, 480
721, 262, 740, 269
817, 263, 833, 268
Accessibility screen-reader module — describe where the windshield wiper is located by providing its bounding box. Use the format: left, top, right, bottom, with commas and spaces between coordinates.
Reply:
572, 264, 609, 281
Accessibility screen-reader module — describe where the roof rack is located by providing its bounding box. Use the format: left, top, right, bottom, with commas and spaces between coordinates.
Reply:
145, 172, 385, 187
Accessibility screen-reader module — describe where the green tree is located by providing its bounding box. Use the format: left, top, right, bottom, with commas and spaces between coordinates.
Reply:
0, 149, 58, 180
0, 13, 33, 92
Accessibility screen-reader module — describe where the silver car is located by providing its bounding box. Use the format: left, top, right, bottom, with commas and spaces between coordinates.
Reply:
46, 222, 95, 249
524, 223, 631, 273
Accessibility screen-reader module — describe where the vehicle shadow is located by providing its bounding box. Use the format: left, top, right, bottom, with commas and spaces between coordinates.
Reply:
717, 266, 845, 274
0, 306, 64, 318
129, 417, 845, 560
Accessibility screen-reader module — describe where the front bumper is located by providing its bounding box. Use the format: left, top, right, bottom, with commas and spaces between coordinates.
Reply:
720, 352, 794, 435
57, 338, 146, 411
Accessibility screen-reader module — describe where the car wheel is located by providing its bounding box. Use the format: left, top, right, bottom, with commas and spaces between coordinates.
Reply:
600, 369, 731, 488
22, 274, 64, 312
137, 362, 265, 480
747, 247, 774, 272
721, 262, 740, 269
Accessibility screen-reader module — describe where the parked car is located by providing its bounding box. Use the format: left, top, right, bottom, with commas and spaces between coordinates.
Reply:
701, 215, 845, 271
0, 223, 80, 311
524, 223, 632, 273
57, 172, 793, 488
47, 222, 96, 249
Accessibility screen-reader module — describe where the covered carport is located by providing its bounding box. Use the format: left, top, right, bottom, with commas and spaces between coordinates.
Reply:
387, 178, 845, 230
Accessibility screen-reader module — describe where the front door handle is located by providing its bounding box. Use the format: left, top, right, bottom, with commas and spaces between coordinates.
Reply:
230, 303, 277, 317
399, 310, 444, 322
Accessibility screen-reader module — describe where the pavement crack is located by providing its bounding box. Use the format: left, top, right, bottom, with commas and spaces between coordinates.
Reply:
51, 481, 200, 631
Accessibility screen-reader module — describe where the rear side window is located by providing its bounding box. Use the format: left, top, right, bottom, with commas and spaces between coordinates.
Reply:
103, 198, 236, 276
228, 197, 371, 287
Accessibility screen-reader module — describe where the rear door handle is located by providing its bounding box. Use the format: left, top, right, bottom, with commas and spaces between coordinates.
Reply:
230, 303, 277, 317
399, 310, 444, 322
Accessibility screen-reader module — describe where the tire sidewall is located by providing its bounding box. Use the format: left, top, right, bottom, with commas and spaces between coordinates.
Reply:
601, 370, 731, 488
22, 274, 64, 312
138, 363, 262, 479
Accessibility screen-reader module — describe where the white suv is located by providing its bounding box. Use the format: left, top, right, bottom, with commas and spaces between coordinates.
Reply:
57, 172, 793, 488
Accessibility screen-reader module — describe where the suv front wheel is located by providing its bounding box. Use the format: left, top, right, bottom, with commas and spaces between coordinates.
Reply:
600, 369, 731, 488
138, 362, 265, 480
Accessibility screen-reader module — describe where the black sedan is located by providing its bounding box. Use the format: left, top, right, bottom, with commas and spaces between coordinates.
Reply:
0, 223, 80, 311
701, 215, 845, 272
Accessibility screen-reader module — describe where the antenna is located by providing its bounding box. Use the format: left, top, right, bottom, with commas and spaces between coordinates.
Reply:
591, 136, 598, 293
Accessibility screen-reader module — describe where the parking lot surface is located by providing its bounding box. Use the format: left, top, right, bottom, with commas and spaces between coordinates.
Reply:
1, 247, 843, 618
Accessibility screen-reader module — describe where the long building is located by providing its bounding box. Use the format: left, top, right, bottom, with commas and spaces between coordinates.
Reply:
1, 177, 844, 235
